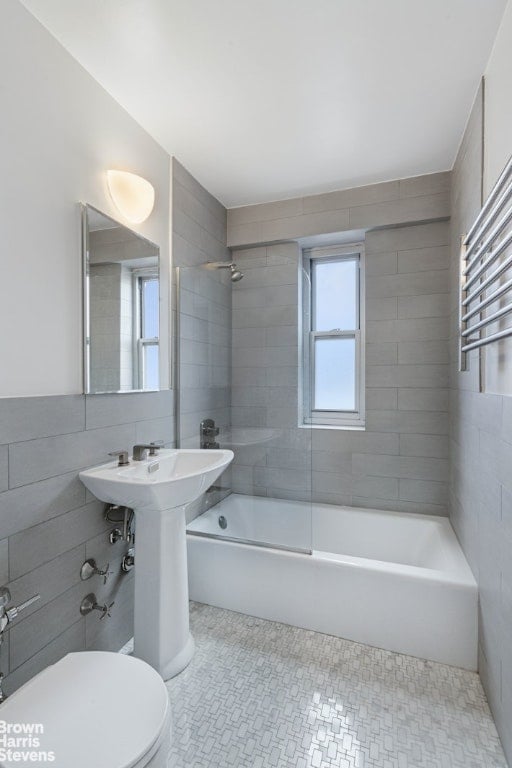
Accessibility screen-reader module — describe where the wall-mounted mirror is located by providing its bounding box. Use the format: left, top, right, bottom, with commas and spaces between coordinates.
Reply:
83, 204, 160, 393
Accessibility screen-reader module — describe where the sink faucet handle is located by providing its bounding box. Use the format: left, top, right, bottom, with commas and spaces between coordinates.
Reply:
108, 450, 129, 466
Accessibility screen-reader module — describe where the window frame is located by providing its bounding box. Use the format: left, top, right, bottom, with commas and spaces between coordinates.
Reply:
301, 243, 365, 429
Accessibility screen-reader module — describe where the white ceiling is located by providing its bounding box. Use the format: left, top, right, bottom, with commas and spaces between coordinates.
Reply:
20, 0, 507, 207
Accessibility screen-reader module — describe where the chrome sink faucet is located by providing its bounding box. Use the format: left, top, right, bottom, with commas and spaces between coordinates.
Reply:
132, 441, 163, 461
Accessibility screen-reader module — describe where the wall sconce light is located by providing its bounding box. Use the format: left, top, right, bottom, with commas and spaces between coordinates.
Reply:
106, 170, 155, 224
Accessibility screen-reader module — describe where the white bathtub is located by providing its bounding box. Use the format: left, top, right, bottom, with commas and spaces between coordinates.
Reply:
187, 494, 478, 669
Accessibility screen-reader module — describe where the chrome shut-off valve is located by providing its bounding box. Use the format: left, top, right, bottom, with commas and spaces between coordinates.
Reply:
0, 587, 41, 634
0, 588, 40, 703
80, 558, 113, 585
80, 593, 114, 620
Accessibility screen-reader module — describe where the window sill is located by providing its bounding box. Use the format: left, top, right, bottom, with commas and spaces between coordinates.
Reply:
298, 423, 366, 432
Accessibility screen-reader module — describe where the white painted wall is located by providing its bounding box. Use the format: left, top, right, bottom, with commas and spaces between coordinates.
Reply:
0, 0, 171, 397
481, 0, 512, 394
484, 0, 512, 194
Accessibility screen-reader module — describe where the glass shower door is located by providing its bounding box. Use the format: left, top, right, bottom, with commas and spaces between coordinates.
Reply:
177, 245, 312, 554
176, 264, 232, 512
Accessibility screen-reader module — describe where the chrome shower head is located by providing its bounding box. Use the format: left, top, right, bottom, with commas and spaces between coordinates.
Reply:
230, 265, 243, 282
204, 261, 244, 282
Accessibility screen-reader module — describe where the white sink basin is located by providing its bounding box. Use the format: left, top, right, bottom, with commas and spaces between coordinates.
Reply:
79, 447, 233, 681
79, 448, 234, 512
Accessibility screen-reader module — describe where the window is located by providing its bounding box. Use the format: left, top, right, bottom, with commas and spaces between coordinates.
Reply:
134, 270, 159, 389
301, 244, 365, 428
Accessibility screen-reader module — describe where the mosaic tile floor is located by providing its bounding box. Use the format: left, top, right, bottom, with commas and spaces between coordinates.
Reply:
165, 603, 507, 768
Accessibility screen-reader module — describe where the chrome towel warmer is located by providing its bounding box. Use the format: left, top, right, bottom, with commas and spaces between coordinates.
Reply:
460, 155, 512, 371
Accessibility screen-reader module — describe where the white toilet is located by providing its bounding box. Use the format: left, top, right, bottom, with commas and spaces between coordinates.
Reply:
0, 651, 171, 768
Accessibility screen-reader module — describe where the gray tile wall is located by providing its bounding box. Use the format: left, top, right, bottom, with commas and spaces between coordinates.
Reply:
227, 173, 450, 247
231, 215, 450, 515
178, 268, 231, 451
172, 159, 232, 512
231, 243, 311, 501
0, 389, 174, 695
88, 263, 125, 392
449, 83, 512, 764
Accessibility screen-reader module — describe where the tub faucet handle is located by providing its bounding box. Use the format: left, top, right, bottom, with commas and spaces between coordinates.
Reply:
200, 419, 220, 449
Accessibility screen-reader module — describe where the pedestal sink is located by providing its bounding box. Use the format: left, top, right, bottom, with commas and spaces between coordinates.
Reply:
79, 448, 233, 679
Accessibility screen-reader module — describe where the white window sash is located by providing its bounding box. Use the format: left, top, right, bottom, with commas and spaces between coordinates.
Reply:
301, 244, 365, 429
310, 329, 360, 413
138, 337, 159, 389
133, 268, 159, 389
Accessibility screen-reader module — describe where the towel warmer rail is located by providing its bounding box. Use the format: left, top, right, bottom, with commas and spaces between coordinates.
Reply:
459, 155, 512, 370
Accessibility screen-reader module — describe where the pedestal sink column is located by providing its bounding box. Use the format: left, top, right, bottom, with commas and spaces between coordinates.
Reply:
133, 505, 195, 680
78, 448, 234, 681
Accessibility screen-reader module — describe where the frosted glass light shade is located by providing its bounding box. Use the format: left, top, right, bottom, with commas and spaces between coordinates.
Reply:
106, 170, 155, 224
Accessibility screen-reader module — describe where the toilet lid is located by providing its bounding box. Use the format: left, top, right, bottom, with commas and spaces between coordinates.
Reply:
0, 652, 169, 768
